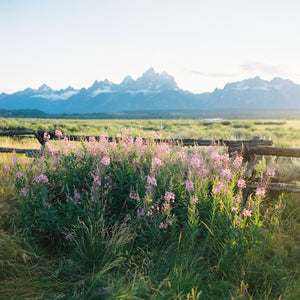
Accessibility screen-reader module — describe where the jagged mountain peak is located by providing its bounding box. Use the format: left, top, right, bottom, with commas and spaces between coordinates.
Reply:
90, 79, 112, 90
135, 68, 178, 91
59, 86, 76, 93
142, 67, 156, 78
223, 76, 269, 91
121, 75, 134, 85
222, 76, 300, 93
38, 84, 52, 93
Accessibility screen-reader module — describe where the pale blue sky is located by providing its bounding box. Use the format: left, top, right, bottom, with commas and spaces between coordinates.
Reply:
1, 0, 299, 93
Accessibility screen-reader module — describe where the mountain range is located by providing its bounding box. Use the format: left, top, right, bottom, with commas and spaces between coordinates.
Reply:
1, 67, 300, 114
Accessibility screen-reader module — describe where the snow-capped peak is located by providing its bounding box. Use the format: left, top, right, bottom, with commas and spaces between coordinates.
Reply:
38, 84, 52, 93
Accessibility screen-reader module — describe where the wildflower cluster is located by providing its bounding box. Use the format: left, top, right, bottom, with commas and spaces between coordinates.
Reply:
32, 174, 49, 185
11, 132, 274, 253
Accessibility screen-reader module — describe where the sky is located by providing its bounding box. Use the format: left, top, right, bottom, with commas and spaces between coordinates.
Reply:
0, 0, 300, 94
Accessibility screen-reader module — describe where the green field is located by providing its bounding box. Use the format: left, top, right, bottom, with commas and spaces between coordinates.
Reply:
2, 117, 300, 146
0, 118, 299, 299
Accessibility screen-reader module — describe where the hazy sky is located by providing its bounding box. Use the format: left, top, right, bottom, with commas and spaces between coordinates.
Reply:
1, 0, 299, 94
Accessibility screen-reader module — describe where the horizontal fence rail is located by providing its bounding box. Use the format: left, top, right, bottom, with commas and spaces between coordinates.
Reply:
246, 182, 300, 193
0, 147, 41, 157
244, 146, 300, 158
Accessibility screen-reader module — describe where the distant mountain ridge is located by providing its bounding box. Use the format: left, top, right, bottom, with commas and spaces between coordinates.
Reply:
1, 68, 300, 114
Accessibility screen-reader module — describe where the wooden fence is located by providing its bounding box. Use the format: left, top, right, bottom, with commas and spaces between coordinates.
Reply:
1, 129, 300, 196
0, 129, 272, 156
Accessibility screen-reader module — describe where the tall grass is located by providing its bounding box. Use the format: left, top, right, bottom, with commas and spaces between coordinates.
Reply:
0, 127, 299, 299
3, 117, 300, 145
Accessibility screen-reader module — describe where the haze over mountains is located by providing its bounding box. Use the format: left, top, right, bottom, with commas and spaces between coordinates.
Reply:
1, 68, 300, 115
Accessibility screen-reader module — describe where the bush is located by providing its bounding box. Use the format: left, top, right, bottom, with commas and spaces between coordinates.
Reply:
221, 121, 232, 126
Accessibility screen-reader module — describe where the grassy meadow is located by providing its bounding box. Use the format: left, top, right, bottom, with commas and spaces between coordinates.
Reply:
2, 117, 300, 146
0, 118, 299, 299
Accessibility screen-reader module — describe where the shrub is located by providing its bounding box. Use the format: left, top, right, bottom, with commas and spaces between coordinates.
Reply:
221, 121, 232, 126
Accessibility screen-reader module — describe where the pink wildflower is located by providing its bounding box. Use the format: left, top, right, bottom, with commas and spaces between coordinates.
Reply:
190, 156, 201, 169
233, 155, 243, 169
126, 136, 134, 145
43, 132, 50, 141
152, 131, 162, 138
152, 157, 163, 167
146, 176, 157, 186
162, 202, 171, 215
12, 158, 18, 163
65, 234, 73, 242
210, 150, 220, 161
192, 195, 198, 204
15, 171, 24, 178
207, 145, 214, 153
242, 208, 252, 217
91, 173, 101, 186
255, 187, 266, 198
39, 157, 46, 163
100, 133, 107, 142
101, 156, 110, 166
266, 167, 275, 177
147, 210, 153, 216
159, 222, 165, 229
122, 130, 130, 136
177, 151, 187, 160
154, 143, 173, 157
99, 146, 108, 155
198, 168, 208, 178
220, 169, 232, 179
20, 187, 28, 197
185, 180, 194, 192
237, 179, 246, 189
212, 182, 224, 195
104, 182, 112, 189
55, 130, 63, 138
164, 191, 175, 202
129, 193, 139, 201
4, 165, 10, 170
137, 209, 145, 218
231, 206, 238, 212
220, 153, 230, 162
32, 174, 49, 185
103, 287, 111, 293
134, 137, 143, 146
66, 195, 72, 203
167, 219, 172, 226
